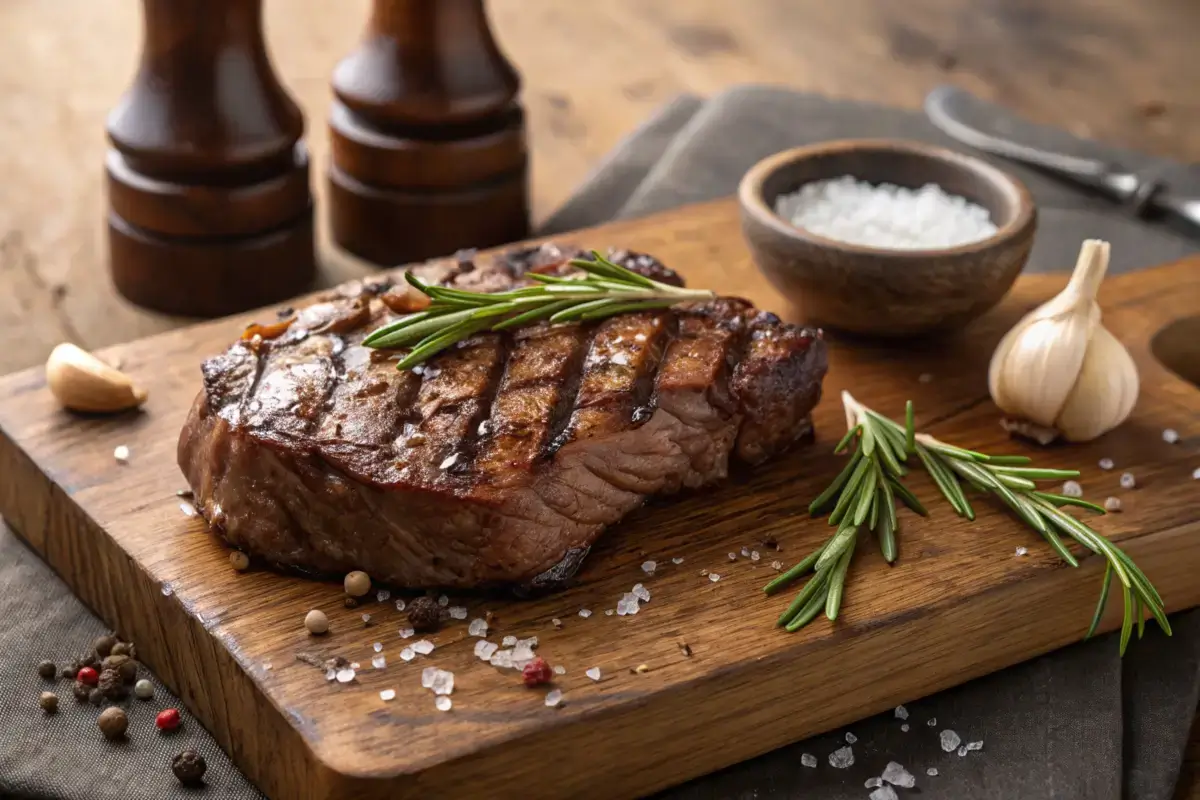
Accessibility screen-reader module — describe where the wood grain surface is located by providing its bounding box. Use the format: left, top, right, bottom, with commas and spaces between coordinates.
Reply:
1, 198, 1198, 798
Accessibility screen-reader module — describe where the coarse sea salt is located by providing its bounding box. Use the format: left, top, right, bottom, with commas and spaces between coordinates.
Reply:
586, 667, 601, 681
1164, 428, 1180, 444
379, 689, 396, 701
1015, 546, 1028, 557
437, 594, 449, 607
371, 655, 386, 669
870, 787, 898, 800
901, 724, 910, 732
672, 557, 684, 565
448, 606, 468, 620
844, 732, 857, 744
373, 642, 383, 652
579, 608, 592, 618
927, 767, 939, 777
468, 618, 489, 637
940, 729, 962, 752
1105, 496, 1123, 512
553, 665, 566, 675
411, 640, 435, 655
502, 635, 518, 647
545, 688, 564, 707
1062, 480, 1083, 497
1120, 472, 1136, 489
709, 573, 720, 583
435, 696, 452, 712
474, 640, 499, 661
113, 445, 130, 464
800, 753, 817, 768
641, 560, 656, 575
1193, 467, 1200, 480
632, 583, 651, 602
395, 598, 406, 612
828, 746, 854, 769
894, 705, 909, 720
1099, 458, 1115, 470
398, 627, 415, 639
881, 761, 916, 788
400, 647, 415, 662
775, 176, 997, 250
376, 589, 391, 602
336, 668, 356, 684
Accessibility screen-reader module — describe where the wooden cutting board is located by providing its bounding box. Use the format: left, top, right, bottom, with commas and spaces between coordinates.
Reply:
1, 198, 1198, 800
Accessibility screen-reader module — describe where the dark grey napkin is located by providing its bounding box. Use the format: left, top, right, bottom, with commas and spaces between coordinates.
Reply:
3, 86, 1198, 800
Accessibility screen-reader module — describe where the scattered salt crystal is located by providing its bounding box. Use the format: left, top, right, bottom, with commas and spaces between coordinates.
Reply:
325, 668, 336, 681
940, 729, 961, 752
1164, 428, 1180, 444
617, 594, 640, 616
801, 753, 817, 768
468, 618, 489, 637
828, 746, 854, 769
336, 668, 355, 683
412, 639, 435, 655
1061, 480, 1083, 497
895, 705, 909, 720
1099, 458, 1114, 470
113, 445, 130, 464
545, 689, 564, 707
372, 655, 386, 669
844, 732, 857, 744
519, 636, 538, 649
966, 740, 984, 751
161, 583, 174, 596
376, 589, 391, 602
502, 636, 518, 647
553, 665, 566, 675
489, 649, 515, 669
420, 667, 438, 688
926, 767, 939, 777
373, 642, 383, 652
869, 787, 898, 800
448, 606, 468, 620
957, 745, 968, 757
1120, 472, 1136, 489
585, 667, 601, 681
632, 583, 651, 602
1193, 467, 1200, 480
728, 552, 737, 562
435, 696, 452, 711
918, 373, 933, 384
866, 777, 883, 788
1104, 496, 1123, 512
750, 550, 761, 562
579, 608, 592, 618
512, 642, 535, 662
430, 670, 454, 695
400, 647, 415, 662
379, 689, 396, 701
740, 547, 751, 558
771, 560, 783, 571
1015, 546, 1028, 557
641, 560, 656, 575
437, 594, 449, 607
881, 761, 915, 788
350, 662, 360, 670
775, 176, 998, 250
901, 724, 910, 732
672, 557, 684, 565
927, 717, 937, 727
709, 573, 720, 582
395, 599, 406, 612
398, 627, 415, 639
361, 613, 372, 624
179, 502, 197, 517
438, 453, 459, 470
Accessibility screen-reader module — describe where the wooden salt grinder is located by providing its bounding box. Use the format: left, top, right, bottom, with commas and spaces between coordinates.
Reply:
328, 0, 531, 265
105, 0, 316, 317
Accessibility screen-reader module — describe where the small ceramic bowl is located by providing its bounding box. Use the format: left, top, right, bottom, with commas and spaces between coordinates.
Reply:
738, 139, 1037, 337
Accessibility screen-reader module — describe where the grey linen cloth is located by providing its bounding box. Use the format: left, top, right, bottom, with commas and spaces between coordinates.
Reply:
2, 85, 1199, 799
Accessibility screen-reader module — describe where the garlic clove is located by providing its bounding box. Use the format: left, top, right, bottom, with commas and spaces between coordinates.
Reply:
45, 343, 148, 413
1054, 324, 1138, 442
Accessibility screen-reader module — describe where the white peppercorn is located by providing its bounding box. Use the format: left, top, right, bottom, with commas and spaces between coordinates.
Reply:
134, 679, 154, 700
343, 571, 371, 597
304, 609, 329, 635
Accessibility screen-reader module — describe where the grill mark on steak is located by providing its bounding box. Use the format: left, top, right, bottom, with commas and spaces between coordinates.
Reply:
541, 323, 600, 459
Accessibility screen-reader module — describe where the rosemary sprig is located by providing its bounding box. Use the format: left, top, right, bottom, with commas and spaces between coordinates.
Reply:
763, 396, 924, 631
766, 392, 1168, 654
362, 251, 714, 370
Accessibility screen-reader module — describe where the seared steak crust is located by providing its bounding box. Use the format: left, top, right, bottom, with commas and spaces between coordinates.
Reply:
178, 245, 828, 589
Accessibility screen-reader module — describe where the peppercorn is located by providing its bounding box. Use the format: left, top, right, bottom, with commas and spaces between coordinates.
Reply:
304, 609, 329, 635
97, 707, 128, 740
60, 659, 81, 680
94, 634, 117, 658
88, 688, 105, 706
229, 550, 251, 571
79, 653, 100, 670
134, 679, 154, 700
72, 680, 91, 703
343, 596, 359, 609
111, 642, 135, 659
77, 666, 99, 686
156, 708, 182, 733
521, 657, 554, 687
118, 659, 139, 685
406, 596, 441, 632
101, 654, 129, 672
39, 692, 59, 713
343, 570, 371, 597
171, 749, 207, 786
37, 660, 57, 680
98, 668, 127, 701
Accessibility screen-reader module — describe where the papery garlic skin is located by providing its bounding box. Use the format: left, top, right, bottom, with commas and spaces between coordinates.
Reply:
987, 240, 1138, 443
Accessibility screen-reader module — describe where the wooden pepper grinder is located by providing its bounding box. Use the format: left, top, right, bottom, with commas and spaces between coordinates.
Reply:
106, 0, 316, 317
328, 0, 530, 266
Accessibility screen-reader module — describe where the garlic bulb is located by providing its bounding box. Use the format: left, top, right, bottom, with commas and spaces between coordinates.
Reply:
988, 240, 1138, 442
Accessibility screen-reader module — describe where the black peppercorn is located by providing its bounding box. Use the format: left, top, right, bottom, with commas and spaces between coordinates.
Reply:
37, 660, 57, 680
101, 654, 129, 673
98, 668, 128, 701
79, 653, 100, 671
111, 642, 135, 659
172, 749, 207, 786
94, 635, 117, 658
61, 659, 81, 680
343, 596, 359, 609
72, 680, 91, 703
407, 596, 441, 632
88, 688, 104, 706
118, 659, 139, 685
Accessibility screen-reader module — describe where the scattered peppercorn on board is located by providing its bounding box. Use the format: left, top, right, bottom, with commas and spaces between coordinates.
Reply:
1, 199, 1199, 800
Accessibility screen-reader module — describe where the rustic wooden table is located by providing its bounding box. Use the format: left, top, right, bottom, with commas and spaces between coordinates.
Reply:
1, 0, 1197, 795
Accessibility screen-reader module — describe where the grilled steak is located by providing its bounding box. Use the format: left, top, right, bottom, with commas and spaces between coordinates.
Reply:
178, 245, 828, 590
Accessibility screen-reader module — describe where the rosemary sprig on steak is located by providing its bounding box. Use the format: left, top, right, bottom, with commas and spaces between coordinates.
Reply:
363, 251, 714, 370
768, 392, 1169, 653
